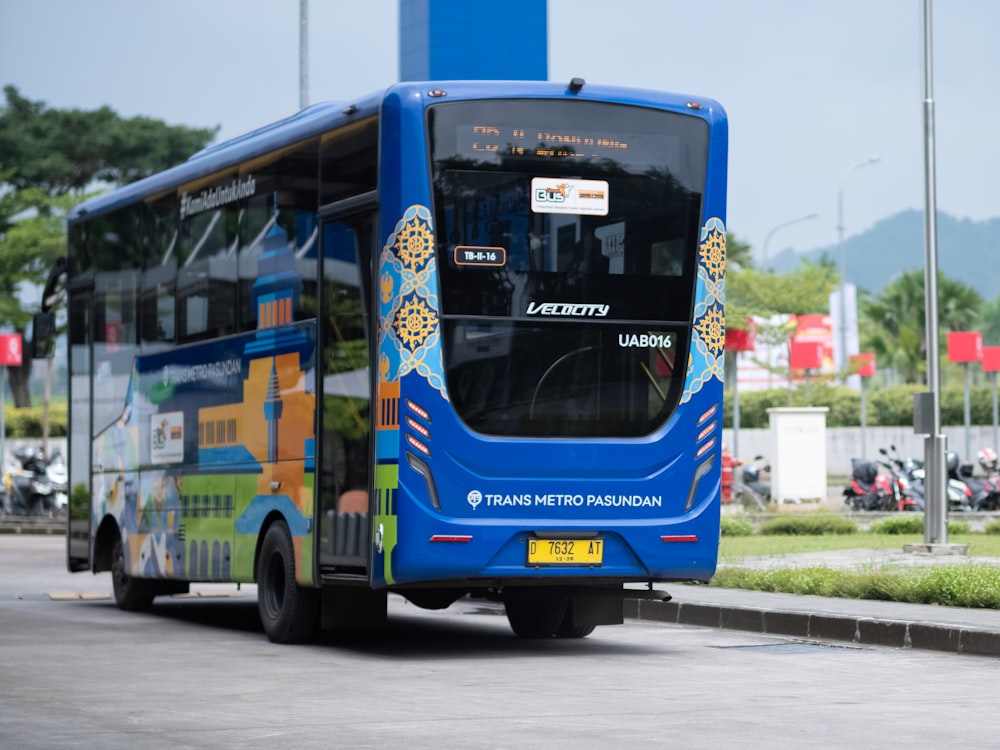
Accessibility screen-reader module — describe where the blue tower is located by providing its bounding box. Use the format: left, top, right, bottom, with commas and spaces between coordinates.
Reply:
399, 0, 548, 81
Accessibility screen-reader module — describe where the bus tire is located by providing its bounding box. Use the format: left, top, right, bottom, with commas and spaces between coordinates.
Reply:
504, 595, 568, 638
555, 608, 597, 639
257, 520, 319, 644
111, 536, 155, 612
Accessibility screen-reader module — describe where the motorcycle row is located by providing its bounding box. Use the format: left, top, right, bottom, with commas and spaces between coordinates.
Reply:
844, 445, 1000, 513
0, 447, 68, 518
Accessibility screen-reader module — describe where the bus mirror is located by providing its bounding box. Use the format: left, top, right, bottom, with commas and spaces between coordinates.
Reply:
32, 312, 55, 359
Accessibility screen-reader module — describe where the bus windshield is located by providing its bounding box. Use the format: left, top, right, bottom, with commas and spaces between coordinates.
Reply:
429, 99, 709, 438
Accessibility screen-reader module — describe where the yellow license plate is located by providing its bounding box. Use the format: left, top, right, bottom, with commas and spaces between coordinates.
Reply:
527, 538, 603, 565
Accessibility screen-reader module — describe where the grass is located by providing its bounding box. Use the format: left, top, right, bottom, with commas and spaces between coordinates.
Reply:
713, 530, 1000, 608
720, 532, 1000, 558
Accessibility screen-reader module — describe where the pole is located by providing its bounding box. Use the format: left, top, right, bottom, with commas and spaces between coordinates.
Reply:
761, 213, 818, 271
732, 367, 741, 460
0, 364, 5, 502
921, 0, 947, 545
860, 376, 868, 459
963, 361, 971, 461
993, 371, 999, 456
837, 158, 879, 378
299, 0, 309, 110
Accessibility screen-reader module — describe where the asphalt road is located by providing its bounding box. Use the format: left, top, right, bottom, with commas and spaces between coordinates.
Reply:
2, 535, 1000, 749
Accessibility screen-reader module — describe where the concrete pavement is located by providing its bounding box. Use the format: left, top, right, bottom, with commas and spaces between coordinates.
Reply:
5, 517, 1000, 657
628, 548, 1000, 657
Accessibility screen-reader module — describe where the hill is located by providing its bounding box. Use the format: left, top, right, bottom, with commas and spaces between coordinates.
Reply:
768, 210, 1000, 300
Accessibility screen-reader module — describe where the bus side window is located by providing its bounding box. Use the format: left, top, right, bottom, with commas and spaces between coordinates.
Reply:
177, 196, 238, 342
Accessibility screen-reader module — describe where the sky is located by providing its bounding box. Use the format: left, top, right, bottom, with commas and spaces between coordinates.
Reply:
2, 0, 999, 264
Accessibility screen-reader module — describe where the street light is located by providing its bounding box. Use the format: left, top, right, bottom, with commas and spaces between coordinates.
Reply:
761, 212, 819, 270
836, 156, 880, 376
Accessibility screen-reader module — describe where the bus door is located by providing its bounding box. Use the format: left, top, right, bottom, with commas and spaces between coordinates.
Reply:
67, 289, 92, 571
316, 197, 376, 571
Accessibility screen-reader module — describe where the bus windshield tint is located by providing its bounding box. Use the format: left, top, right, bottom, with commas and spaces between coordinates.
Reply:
429, 99, 709, 437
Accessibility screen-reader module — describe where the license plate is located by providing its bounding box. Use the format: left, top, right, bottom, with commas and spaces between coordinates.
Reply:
527, 538, 603, 566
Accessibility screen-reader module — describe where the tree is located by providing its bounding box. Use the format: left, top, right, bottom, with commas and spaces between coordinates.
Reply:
726, 233, 754, 272
727, 257, 839, 401
860, 268, 983, 384
0, 86, 218, 197
980, 294, 1000, 346
0, 88, 218, 407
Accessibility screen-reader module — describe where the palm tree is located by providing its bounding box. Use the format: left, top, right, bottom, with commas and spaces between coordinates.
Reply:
861, 268, 983, 384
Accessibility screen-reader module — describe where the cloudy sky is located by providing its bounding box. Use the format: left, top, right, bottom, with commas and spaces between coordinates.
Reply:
2, 0, 997, 261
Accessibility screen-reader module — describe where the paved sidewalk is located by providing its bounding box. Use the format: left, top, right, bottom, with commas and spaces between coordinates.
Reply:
627, 548, 1000, 657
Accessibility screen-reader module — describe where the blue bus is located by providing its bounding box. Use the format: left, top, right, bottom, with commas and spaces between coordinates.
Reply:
48, 79, 728, 642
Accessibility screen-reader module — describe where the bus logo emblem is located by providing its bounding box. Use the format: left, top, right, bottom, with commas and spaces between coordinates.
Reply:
467, 490, 483, 510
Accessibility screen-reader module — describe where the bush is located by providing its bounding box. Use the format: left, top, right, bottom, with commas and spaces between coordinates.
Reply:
868, 516, 924, 535
985, 520, 1000, 535
723, 382, 997, 429
868, 515, 970, 535
758, 515, 857, 536
3, 404, 67, 437
720, 516, 754, 537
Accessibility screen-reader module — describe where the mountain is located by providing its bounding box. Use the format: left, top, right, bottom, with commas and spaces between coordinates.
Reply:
768, 210, 1000, 300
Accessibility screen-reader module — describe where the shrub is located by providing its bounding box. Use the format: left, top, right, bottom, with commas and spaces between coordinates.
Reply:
948, 520, 971, 535
868, 516, 924, 535
3, 404, 67, 438
720, 516, 754, 537
985, 520, 1000, 536
758, 515, 857, 536
868, 515, 972, 535
723, 382, 998, 429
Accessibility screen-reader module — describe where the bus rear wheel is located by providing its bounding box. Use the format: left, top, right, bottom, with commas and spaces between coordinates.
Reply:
555, 601, 597, 638
504, 594, 568, 638
257, 520, 319, 644
111, 537, 156, 612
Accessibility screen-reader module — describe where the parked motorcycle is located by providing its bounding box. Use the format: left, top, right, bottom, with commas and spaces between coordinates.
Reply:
958, 448, 1000, 511
880, 445, 972, 512
844, 453, 919, 511
738, 456, 771, 509
3, 447, 57, 517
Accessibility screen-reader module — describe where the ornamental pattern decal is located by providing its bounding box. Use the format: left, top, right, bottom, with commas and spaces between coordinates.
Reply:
378, 205, 447, 398
681, 217, 726, 403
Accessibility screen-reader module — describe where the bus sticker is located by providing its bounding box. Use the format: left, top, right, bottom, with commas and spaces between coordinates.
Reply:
531, 177, 609, 215
454, 245, 507, 267
150, 411, 184, 464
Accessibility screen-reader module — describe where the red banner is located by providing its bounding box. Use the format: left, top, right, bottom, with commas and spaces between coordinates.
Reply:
947, 331, 982, 363
0, 333, 22, 366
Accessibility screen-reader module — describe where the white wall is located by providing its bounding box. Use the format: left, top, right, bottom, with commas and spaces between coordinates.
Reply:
724, 425, 1000, 477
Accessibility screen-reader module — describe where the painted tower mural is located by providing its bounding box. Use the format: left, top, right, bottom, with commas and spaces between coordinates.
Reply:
94, 223, 318, 584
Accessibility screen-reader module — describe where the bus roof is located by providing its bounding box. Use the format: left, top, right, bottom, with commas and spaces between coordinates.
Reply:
70, 80, 724, 223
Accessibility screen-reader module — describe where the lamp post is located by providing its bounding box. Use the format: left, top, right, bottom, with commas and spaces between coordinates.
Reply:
761, 213, 818, 271
836, 156, 880, 376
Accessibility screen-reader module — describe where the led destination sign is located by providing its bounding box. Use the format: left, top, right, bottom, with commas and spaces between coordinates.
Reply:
460, 124, 632, 160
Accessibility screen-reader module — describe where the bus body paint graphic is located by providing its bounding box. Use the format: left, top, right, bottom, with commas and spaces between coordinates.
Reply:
374, 205, 444, 585
681, 217, 726, 403
92, 224, 317, 586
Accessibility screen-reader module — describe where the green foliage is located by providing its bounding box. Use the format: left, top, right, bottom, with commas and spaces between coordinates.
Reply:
758, 515, 858, 536
860, 268, 984, 384
725, 382, 999, 428
985, 520, 1000, 535
865, 515, 968, 535
867, 516, 925, 535
0, 85, 218, 195
720, 515, 754, 537
3, 404, 67, 437
710, 564, 1000, 608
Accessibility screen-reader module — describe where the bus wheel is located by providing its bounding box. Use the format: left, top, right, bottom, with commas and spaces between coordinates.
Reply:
504, 595, 568, 638
257, 520, 319, 644
555, 605, 597, 639
111, 537, 155, 612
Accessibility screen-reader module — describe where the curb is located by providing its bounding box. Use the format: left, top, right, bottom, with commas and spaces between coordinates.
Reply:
624, 598, 1000, 658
